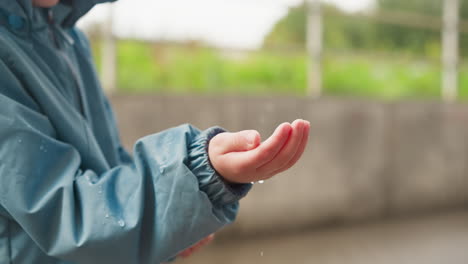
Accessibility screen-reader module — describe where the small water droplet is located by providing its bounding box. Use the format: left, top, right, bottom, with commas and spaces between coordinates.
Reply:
18, 139, 22, 143
258, 180, 265, 184
260, 251, 264, 257
98, 186, 102, 194
39, 145, 44, 150
86, 174, 98, 185
118, 219, 125, 227
159, 166, 165, 174
105, 213, 110, 218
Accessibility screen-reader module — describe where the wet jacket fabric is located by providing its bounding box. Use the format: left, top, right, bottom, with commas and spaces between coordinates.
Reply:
0, 1, 251, 263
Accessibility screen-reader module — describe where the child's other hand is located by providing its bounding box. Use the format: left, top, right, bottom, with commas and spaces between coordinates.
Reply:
178, 234, 214, 258
209, 119, 310, 184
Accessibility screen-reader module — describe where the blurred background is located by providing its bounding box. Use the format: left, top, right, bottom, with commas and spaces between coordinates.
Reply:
79, 0, 468, 263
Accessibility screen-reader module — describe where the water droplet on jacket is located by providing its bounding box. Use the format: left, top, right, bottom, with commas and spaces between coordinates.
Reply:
86, 174, 98, 185
159, 166, 165, 174
105, 213, 110, 218
18, 139, 22, 143
98, 186, 102, 194
258, 180, 265, 184
118, 219, 125, 227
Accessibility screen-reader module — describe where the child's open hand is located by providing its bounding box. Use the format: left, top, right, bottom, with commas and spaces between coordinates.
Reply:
208, 119, 310, 184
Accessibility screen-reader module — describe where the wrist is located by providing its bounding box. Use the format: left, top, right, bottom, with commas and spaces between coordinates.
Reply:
187, 126, 251, 205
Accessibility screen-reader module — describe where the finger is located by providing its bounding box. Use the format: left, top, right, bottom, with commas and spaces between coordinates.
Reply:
193, 238, 208, 251
269, 121, 310, 176
179, 248, 193, 258
180, 241, 201, 258
233, 122, 292, 169
190, 244, 202, 254
210, 130, 261, 154
180, 234, 214, 258
256, 120, 305, 174
193, 234, 213, 248
201, 234, 215, 245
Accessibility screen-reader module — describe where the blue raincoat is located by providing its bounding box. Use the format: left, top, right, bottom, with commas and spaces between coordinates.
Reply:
0, 1, 251, 263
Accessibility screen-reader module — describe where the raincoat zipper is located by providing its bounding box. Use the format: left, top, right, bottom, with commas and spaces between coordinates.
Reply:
47, 9, 88, 120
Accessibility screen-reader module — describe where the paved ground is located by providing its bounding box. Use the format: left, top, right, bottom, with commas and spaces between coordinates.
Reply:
175, 210, 468, 264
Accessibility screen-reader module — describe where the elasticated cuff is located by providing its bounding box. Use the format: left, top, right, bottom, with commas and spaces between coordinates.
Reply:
187, 126, 252, 206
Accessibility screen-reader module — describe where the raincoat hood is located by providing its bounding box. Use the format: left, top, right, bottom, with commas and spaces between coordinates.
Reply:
0, 0, 115, 28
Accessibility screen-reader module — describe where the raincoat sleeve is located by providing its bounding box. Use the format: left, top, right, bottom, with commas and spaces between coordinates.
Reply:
0, 58, 251, 263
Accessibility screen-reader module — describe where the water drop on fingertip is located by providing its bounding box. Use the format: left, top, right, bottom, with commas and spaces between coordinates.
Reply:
258, 180, 265, 184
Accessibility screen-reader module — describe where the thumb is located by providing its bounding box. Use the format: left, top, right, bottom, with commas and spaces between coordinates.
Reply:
211, 130, 260, 154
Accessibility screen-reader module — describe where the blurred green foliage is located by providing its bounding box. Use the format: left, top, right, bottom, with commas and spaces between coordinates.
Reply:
92, 40, 468, 100
265, 0, 468, 57
111, 41, 307, 95
91, 0, 468, 99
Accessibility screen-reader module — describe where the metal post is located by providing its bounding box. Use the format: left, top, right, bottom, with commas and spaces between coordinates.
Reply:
101, 5, 117, 94
442, 0, 459, 102
307, 0, 323, 98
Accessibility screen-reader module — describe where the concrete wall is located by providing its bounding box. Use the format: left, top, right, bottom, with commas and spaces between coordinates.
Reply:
110, 95, 468, 235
